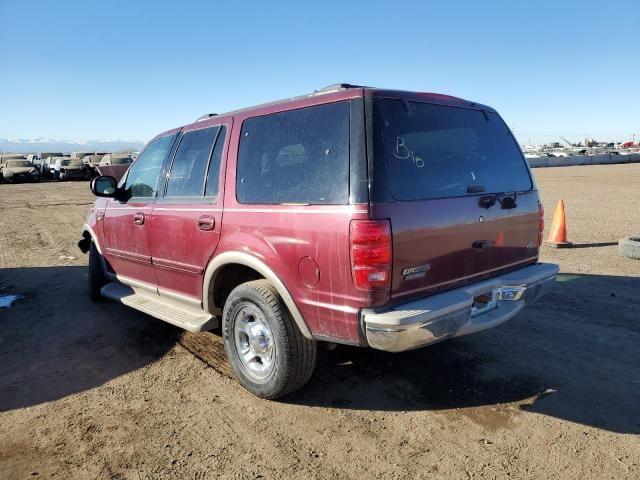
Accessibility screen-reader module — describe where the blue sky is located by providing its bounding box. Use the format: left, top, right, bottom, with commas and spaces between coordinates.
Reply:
1, 0, 638, 145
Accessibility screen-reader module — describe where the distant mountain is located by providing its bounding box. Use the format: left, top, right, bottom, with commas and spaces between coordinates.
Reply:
0, 138, 146, 154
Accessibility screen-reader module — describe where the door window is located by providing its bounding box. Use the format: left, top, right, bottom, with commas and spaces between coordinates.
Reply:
165, 126, 219, 198
205, 125, 227, 198
123, 134, 176, 199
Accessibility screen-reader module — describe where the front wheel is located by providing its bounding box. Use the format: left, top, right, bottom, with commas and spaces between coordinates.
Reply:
222, 280, 316, 399
88, 241, 107, 301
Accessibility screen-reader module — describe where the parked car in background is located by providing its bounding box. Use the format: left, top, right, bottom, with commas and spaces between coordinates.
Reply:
81, 84, 559, 399
1, 159, 40, 183
54, 157, 90, 181
96, 154, 133, 181
41, 156, 69, 179
70, 152, 95, 160
83, 154, 107, 178
26, 154, 42, 172
98, 154, 133, 166
41, 152, 63, 160
0, 153, 28, 167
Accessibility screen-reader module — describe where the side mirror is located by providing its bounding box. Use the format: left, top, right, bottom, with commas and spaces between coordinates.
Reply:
90, 175, 119, 198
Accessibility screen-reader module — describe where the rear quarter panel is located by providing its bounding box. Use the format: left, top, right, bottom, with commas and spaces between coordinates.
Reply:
219, 100, 375, 343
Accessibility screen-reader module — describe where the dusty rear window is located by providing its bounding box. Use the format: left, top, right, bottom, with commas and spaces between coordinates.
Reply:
236, 101, 350, 205
377, 99, 532, 201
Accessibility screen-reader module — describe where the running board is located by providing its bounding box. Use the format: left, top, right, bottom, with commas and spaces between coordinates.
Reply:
101, 282, 218, 332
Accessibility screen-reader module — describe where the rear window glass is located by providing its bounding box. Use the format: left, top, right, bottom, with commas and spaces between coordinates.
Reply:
236, 101, 349, 204
378, 99, 532, 201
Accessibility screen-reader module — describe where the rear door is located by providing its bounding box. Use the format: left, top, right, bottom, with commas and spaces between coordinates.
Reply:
101, 134, 177, 286
370, 97, 539, 303
150, 120, 231, 303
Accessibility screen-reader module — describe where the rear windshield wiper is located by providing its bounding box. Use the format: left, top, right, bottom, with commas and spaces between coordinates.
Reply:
466, 184, 486, 194
478, 192, 518, 209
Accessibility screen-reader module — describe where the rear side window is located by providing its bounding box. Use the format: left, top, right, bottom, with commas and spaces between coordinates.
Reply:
377, 99, 532, 201
166, 126, 219, 197
236, 102, 350, 204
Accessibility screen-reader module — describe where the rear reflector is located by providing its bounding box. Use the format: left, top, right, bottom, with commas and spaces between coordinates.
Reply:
350, 220, 392, 290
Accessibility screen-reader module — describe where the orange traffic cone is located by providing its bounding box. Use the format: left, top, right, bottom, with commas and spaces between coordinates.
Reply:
544, 199, 573, 248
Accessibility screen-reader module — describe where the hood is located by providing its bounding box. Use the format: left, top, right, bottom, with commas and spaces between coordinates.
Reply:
4, 167, 36, 174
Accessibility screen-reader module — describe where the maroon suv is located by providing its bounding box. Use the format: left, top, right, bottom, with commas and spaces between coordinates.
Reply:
79, 84, 558, 398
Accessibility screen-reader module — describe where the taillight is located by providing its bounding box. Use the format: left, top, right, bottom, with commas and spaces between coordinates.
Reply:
538, 202, 544, 246
350, 219, 392, 290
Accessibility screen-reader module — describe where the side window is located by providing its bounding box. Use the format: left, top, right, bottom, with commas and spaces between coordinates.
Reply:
236, 102, 350, 204
205, 125, 227, 198
165, 126, 219, 197
124, 134, 175, 198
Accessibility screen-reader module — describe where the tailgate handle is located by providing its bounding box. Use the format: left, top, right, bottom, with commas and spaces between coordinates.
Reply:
472, 240, 493, 249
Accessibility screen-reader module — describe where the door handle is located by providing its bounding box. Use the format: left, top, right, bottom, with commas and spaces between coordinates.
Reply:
197, 215, 215, 231
472, 240, 493, 249
133, 212, 145, 225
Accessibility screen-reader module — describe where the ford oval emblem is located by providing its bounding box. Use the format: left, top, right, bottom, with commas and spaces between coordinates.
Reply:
479, 216, 484, 223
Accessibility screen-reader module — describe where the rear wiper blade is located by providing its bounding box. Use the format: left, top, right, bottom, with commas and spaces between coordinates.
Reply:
466, 184, 486, 194
478, 191, 518, 209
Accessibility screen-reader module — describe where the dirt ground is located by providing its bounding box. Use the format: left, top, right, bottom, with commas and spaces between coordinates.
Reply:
1, 164, 639, 479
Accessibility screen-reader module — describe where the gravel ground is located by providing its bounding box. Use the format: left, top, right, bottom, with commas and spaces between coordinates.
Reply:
0, 165, 639, 479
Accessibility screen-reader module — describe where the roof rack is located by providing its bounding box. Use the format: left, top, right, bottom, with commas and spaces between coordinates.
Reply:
314, 83, 367, 94
195, 113, 217, 122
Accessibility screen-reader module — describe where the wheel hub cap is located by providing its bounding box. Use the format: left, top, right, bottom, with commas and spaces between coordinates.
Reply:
233, 305, 275, 380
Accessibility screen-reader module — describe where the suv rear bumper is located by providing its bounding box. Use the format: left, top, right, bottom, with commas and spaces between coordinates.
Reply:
361, 263, 559, 352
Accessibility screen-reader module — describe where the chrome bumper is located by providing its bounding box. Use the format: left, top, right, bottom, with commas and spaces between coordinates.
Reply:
362, 263, 559, 352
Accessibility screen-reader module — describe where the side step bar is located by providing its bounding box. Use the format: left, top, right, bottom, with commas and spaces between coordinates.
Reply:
101, 282, 218, 332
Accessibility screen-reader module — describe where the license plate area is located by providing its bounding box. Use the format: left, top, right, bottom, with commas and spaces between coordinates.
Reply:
470, 290, 498, 317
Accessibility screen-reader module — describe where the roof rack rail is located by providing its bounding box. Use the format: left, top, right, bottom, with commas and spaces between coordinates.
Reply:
314, 83, 367, 94
195, 113, 217, 122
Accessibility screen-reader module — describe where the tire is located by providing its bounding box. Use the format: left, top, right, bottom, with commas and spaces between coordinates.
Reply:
222, 280, 316, 399
618, 236, 640, 260
88, 241, 107, 301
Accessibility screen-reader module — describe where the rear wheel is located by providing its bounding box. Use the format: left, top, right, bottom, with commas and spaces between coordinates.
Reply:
222, 280, 316, 399
88, 241, 107, 301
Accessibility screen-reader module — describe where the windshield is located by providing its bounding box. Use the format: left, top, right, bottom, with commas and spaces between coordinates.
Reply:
61, 158, 83, 166
377, 99, 532, 201
6, 160, 32, 168
111, 156, 132, 165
